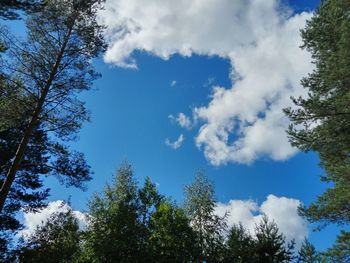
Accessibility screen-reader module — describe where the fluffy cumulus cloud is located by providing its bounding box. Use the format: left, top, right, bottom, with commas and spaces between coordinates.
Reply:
99, 0, 314, 165
165, 134, 185, 149
21, 200, 87, 237
215, 195, 308, 247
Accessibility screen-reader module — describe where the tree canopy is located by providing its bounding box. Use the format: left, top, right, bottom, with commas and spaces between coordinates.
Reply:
0, 0, 348, 261
0, 0, 42, 20
0, 0, 105, 212
0, 0, 106, 256
16, 203, 82, 263
284, 0, 350, 255
1, 163, 313, 262
298, 238, 321, 263
184, 170, 227, 262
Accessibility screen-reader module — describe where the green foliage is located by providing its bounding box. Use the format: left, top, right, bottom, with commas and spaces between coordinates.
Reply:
83, 163, 141, 262
0, 123, 49, 258
284, 0, 350, 184
0, 97, 91, 256
254, 215, 295, 263
0, 80, 33, 132
0, 0, 106, 142
284, 0, 350, 254
0, 0, 105, 220
224, 218, 296, 263
4, 164, 303, 262
0, 0, 42, 20
322, 231, 350, 262
184, 170, 227, 262
299, 180, 350, 227
138, 176, 163, 226
149, 200, 197, 262
284, 0, 350, 221
82, 163, 156, 262
16, 203, 82, 263
225, 223, 256, 263
298, 238, 321, 263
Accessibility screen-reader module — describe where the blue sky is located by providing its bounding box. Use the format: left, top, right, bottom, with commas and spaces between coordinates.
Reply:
14, 0, 342, 252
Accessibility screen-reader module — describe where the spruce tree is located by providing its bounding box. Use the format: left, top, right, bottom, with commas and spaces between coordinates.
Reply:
322, 231, 350, 262
254, 216, 295, 263
225, 223, 256, 263
298, 238, 320, 263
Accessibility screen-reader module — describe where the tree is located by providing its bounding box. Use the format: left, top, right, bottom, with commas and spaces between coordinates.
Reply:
0, 79, 93, 256
298, 238, 321, 263
184, 170, 227, 262
0, 0, 105, 213
0, 122, 49, 258
148, 200, 197, 262
16, 203, 82, 263
284, 0, 350, 253
0, 78, 33, 131
225, 223, 256, 263
322, 231, 350, 262
0, 0, 42, 20
137, 176, 164, 257
284, 0, 350, 223
82, 163, 153, 262
254, 215, 295, 263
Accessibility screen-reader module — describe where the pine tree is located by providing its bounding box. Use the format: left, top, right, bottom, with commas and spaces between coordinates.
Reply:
284, 0, 350, 224
0, 0, 42, 20
0, 122, 50, 258
284, 0, 350, 253
0, 0, 106, 212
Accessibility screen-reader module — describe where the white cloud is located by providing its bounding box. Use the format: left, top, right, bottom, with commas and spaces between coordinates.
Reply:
99, 0, 314, 165
169, 112, 192, 130
170, 80, 177, 87
165, 134, 185, 149
215, 195, 308, 247
21, 200, 87, 238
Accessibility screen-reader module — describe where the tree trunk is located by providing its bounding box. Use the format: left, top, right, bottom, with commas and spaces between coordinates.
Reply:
0, 20, 75, 213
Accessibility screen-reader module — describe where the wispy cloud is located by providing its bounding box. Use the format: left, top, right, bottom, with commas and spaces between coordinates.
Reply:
169, 112, 192, 130
99, 0, 313, 165
165, 134, 185, 149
